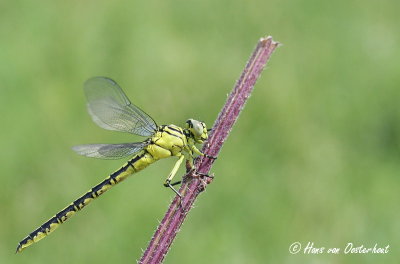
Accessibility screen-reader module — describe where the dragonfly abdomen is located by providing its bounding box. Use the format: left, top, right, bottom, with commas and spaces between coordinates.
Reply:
16, 150, 158, 253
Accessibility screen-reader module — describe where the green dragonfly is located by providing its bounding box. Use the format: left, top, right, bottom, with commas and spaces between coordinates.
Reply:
16, 76, 212, 253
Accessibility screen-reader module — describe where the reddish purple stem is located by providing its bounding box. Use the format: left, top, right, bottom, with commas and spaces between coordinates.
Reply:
138, 36, 279, 264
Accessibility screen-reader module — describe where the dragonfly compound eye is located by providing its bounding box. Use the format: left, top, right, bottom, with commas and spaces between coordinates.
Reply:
186, 119, 208, 143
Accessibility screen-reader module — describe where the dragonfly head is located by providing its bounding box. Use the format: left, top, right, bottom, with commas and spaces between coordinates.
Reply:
185, 119, 208, 143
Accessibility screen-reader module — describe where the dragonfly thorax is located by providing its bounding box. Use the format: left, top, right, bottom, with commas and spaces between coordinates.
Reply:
185, 119, 208, 144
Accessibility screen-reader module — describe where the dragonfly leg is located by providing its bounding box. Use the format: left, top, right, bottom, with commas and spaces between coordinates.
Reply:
191, 145, 203, 156
195, 172, 215, 192
204, 154, 217, 160
196, 172, 215, 179
164, 180, 182, 198
184, 168, 214, 191
191, 145, 217, 160
170, 180, 182, 186
163, 154, 185, 197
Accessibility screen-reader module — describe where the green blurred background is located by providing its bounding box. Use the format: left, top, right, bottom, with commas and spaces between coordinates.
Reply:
1, 0, 399, 263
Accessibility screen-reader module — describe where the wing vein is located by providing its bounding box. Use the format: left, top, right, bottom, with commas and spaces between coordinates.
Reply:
83, 77, 158, 136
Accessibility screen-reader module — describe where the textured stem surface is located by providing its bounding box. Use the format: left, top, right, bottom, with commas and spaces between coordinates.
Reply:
139, 36, 279, 264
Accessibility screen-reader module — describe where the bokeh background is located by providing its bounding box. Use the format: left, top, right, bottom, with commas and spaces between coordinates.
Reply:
1, 0, 399, 263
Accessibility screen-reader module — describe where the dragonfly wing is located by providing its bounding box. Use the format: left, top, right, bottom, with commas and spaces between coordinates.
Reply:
84, 77, 158, 136
72, 142, 148, 159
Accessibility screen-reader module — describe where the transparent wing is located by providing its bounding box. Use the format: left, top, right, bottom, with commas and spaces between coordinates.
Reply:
72, 142, 148, 159
84, 77, 158, 136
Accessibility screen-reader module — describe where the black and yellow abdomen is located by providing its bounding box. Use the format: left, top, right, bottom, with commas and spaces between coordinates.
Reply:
16, 149, 158, 253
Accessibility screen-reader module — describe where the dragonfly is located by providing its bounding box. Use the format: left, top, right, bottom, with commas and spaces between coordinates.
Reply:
16, 76, 213, 253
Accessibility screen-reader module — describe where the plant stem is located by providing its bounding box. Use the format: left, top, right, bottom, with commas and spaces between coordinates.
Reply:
138, 36, 279, 264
